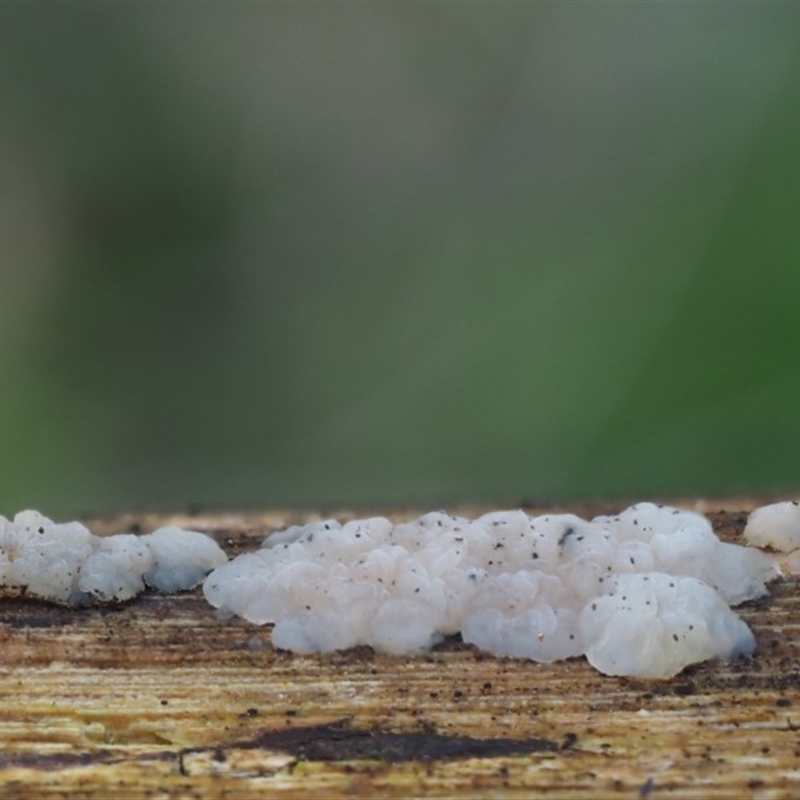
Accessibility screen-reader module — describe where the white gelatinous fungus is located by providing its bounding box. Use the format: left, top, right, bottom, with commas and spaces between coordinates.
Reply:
203, 502, 780, 679
744, 501, 800, 552
579, 573, 756, 679
0, 510, 227, 605
79, 534, 153, 602
744, 500, 800, 575
142, 526, 229, 593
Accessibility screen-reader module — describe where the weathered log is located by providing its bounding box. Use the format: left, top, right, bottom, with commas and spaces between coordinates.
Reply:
0, 500, 797, 798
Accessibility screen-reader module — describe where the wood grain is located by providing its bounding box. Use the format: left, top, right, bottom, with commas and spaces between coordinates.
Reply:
1, 501, 798, 798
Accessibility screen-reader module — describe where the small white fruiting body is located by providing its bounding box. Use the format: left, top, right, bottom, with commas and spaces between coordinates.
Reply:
203, 503, 779, 679
0, 510, 227, 605
744, 500, 800, 552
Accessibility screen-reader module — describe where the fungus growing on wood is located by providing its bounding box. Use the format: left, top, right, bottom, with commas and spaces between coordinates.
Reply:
203, 503, 778, 678
0, 510, 227, 605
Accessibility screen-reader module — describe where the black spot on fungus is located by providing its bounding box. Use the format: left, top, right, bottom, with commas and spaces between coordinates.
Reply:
558, 527, 576, 547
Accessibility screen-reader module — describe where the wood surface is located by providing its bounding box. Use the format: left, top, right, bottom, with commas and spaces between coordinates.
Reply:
1, 500, 798, 798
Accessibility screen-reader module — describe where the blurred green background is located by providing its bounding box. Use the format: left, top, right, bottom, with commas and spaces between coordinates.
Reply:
2, 2, 800, 516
